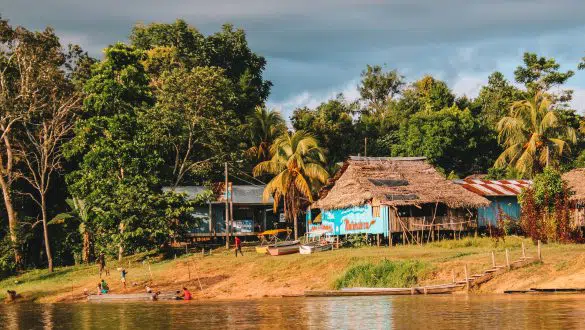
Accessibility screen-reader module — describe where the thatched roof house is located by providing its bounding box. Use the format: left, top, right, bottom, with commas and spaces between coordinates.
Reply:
563, 168, 585, 203
312, 156, 489, 210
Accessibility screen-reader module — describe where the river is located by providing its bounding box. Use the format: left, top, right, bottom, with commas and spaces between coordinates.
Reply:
1, 295, 584, 329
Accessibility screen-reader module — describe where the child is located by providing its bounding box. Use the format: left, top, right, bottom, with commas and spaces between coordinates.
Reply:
120, 268, 127, 289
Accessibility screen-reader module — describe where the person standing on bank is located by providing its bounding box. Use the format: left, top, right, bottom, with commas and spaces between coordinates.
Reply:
120, 268, 127, 289
235, 236, 243, 257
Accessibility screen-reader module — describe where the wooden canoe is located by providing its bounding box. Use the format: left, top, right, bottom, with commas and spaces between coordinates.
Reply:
305, 284, 465, 297
87, 293, 158, 302
299, 243, 332, 255
267, 244, 300, 256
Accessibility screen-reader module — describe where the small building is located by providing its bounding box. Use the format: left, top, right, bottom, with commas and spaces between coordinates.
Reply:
562, 168, 585, 227
454, 179, 532, 227
167, 184, 281, 238
309, 156, 490, 238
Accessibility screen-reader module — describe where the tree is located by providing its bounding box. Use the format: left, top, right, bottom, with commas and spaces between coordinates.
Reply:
495, 92, 576, 178
0, 20, 74, 268
131, 20, 271, 119
146, 66, 239, 187
65, 43, 160, 260
514, 52, 574, 103
246, 106, 286, 162
253, 131, 329, 239
392, 106, 497, 176
18, 86, 81, 272
291, 95, 359, 168
474, 72, 523, 128
358, 65, 404, 113
394, 75, 455, 117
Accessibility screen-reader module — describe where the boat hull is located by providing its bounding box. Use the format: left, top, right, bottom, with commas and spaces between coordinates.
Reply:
299, 243, 332, 255
267, 244, 299, 256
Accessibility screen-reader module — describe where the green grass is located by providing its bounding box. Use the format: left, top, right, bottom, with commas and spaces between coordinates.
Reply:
333, 259, 432, 289
427, 235, 528, 250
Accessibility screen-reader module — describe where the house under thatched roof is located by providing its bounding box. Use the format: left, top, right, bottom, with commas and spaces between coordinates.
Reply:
312, 156, 490, 210
562, 168, 585, 203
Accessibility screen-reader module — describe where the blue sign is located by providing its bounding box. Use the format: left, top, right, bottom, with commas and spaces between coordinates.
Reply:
309, 205, 388, 236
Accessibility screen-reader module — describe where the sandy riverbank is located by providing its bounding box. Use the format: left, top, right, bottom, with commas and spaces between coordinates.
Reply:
2, 237, 585, 303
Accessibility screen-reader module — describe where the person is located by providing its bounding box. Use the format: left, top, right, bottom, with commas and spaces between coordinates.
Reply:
234, 236, 243, 257
98, 253, 106, 278
182, 287, 192, 300
120, 268, 127, 289
100, 279, 109, 294
97, 283, 102, 295
145, 285, 152, 293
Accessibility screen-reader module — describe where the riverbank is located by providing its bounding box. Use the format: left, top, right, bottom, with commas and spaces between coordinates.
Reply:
1, 236, 585, 303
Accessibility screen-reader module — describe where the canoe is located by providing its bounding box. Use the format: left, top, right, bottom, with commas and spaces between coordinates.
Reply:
259, 240, 300, 255
305, 284, 465, 297
267, 243, 300, 256
299, 242, 332, 255
87, 293, 158, 302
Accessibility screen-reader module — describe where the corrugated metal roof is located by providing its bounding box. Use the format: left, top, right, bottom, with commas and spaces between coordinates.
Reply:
453, 179, 532, 197
164, 185, 273, 205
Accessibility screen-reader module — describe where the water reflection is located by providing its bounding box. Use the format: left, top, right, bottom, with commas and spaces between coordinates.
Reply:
0, 295, 584, 329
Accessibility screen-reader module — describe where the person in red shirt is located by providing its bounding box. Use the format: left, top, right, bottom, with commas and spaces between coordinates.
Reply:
182, 287, 192, 300
234, 236, 243, 257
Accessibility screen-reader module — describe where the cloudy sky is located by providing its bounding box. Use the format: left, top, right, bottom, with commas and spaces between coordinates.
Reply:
3, 1, 585, 118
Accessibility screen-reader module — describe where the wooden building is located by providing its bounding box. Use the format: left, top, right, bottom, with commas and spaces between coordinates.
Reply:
454, 179, 532, 227
309, 156, 490, 240
562, 168, 585, 227
168, 184, 282, 238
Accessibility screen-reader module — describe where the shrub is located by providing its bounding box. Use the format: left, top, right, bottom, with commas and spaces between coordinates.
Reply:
334, 260, 431, 289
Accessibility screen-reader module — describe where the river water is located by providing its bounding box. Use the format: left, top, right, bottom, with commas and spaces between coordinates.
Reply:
1, 295, 584, 329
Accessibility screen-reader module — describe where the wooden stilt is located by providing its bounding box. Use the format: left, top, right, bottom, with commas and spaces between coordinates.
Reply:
464, 264, 470, 292
537, 240, 542, 261
522, 241, 526, 259
505, 249, 510, 270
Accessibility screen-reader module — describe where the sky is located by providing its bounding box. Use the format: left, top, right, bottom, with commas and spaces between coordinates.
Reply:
2, 0, 585, 119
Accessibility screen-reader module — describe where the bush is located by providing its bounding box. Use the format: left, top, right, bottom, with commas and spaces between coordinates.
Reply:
334, 260, 431, 289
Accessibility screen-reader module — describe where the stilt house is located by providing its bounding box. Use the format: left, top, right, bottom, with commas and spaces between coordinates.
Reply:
309, 157, 490, 238
562, 168, 585, 227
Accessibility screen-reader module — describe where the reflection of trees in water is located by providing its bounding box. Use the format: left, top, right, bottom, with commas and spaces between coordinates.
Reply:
2, 295, 585, 328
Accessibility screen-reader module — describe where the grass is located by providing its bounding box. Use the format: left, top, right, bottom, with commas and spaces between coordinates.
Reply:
333, 260, 432, 289
2, 237, 585, 302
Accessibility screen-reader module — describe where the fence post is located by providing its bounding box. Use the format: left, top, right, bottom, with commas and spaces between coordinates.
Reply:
522, 241, 526, 259
505, 249, 510, 270
464, 264, 470, 293
537, 240, 542, 261
452, 269, 456, 284
491, 251, 496, 268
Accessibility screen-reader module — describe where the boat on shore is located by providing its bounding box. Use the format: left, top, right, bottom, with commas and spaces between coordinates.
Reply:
256, 229, 294, 254
267, 241, 300, 256
305, 283, 465, 297
299, 242, 332, 254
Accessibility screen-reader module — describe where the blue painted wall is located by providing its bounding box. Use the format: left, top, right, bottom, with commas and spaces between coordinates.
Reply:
309, 205, 389, 236
478, 196, 521, 226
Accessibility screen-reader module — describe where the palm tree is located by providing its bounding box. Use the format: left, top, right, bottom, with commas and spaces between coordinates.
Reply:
253, 131, 329, 239
246, 106, 286, 162
495, 91, 576, 177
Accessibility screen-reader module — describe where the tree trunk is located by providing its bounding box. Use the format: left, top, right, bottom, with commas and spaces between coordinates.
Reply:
118, 222, 124, 262
82, 230, 91, 264
41, 195, 53, 272
0, 174, 21, 268
293, 212, 298, 240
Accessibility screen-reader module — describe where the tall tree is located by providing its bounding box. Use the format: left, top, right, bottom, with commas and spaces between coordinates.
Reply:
495, 92, 576, 177
291, 95, 359, 168
392, 105, 497, 177
253, 131, 329, 239
146, 66, 239, 187
246, 106, 286, 162
474, 72, 523, 128
0, 20, 74, 268
358, 65, 404, 114
514, 52, 574, 103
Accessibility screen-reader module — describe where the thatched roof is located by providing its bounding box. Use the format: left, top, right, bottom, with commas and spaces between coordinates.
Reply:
312, 156, 490, 210
562, 168, 585, 202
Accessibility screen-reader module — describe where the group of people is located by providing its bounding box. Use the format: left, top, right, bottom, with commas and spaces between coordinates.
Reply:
96, 253, 128, 295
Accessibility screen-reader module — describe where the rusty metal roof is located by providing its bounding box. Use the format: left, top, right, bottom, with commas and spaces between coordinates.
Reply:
453, 179, 532, 197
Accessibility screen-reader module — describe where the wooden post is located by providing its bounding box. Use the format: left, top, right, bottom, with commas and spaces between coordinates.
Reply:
464, 264, 470, 292
505, 249, 510, 270
377, 234, 380, 247
202, 248, 205, 256
451, 269, 455, 284
336, 236, 339, 249
522, 241, 526, 259
537, 240, 542, 261
187, 261, 191, 280
491, 251, 496, 268
225, 162, 230, 249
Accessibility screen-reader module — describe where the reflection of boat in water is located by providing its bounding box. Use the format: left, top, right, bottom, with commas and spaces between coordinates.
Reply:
299, 242, 332, 254
256, 229, 294, 254
267, 241, 300, 256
